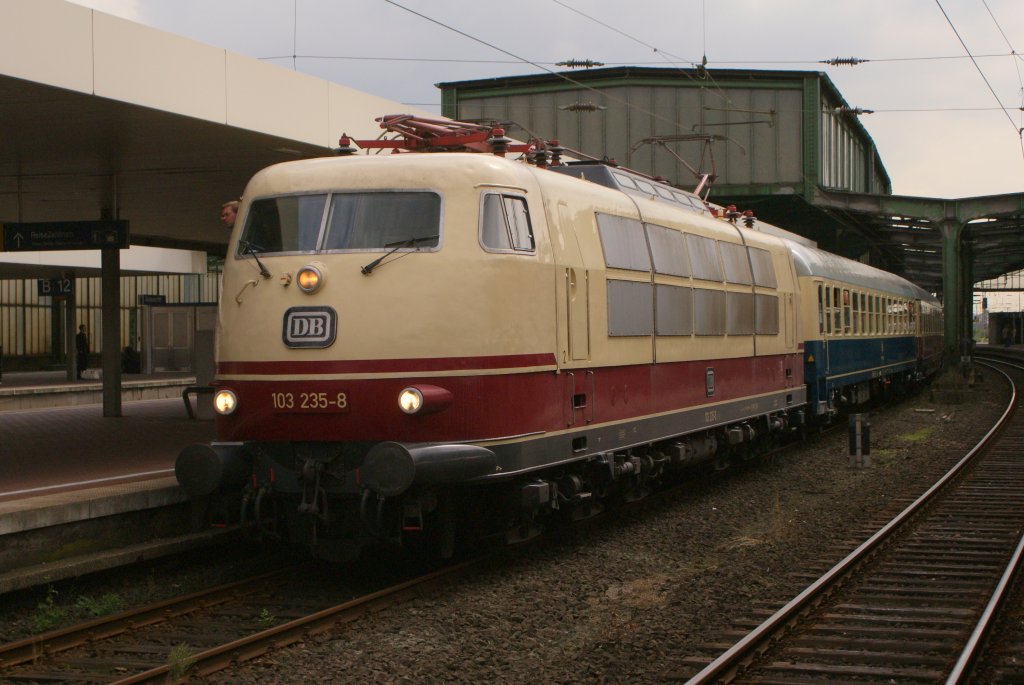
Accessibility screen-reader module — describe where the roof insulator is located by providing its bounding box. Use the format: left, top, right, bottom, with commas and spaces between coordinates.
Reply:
486, 128, 511, 155
558, 102, 607, 112
334, 133, 358, 156
548, 140, 565, 166
822, 56, 868, 66
556, 59, 605, 69
834, 106, 875, 116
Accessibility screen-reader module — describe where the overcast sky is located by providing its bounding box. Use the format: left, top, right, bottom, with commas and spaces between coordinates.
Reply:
70, 0, 1024, 200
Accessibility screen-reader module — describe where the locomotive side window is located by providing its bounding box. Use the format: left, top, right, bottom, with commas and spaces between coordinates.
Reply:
655, 285, 693, 335
612, 172, 638, 190
645, 223, 690, 277
480, 193, 534, 253
324, 192, 440, 251
240, 194, 327, 254
694, 289, 726, 336
748, 247, 777, 288
607, 280, 654, 336
685, 234, 723, 281
727, 292, 755, 335
597, 213, 651, 271
755, 294, 780, 335
720, 242, 753, 285
634, 179, 657, 195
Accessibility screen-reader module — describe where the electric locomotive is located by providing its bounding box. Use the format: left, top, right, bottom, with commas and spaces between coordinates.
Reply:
175, 115, 940, 560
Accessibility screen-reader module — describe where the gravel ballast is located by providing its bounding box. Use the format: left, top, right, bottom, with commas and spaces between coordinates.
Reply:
215, 372, 1008, 684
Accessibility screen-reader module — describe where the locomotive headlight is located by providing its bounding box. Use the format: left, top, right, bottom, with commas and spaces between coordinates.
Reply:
296, 263, 324, 293
214, 389, 238, 415
398, 387, 424, 414
397, 384, 454, 416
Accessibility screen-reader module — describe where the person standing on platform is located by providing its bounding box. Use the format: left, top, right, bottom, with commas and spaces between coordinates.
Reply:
76, 324, 88, 380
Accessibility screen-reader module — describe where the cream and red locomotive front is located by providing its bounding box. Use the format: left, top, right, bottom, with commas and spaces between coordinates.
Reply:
175, 116, 942, 560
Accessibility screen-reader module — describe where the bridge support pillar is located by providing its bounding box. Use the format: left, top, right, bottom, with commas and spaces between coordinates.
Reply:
940, 218, 965, 362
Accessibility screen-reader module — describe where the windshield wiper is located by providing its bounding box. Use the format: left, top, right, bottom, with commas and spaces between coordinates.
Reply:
360, 235, 438, 275
238, 239, 271, 279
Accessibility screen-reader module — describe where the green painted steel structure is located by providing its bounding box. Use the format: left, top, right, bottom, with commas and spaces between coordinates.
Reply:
438, 66, 1024, 356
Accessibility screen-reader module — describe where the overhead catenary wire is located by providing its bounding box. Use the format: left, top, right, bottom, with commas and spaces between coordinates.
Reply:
981, 0, 1024, 161
256, 52, 1024, 68
548, 0, 732, 104
934, 0, 1022, 147
380, 0, 698, 134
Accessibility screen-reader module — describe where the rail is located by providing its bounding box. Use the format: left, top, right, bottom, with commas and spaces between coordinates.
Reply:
685, 360, 1019, 684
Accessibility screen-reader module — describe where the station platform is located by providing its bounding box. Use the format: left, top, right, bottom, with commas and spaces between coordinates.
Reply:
0, 370, 222, 593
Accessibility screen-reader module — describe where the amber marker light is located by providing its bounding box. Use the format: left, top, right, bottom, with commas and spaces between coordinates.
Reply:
296, 264, 324, 293
214, 389, 238, 415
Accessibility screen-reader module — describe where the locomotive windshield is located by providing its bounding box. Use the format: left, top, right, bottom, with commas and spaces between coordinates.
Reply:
237, 191, 441, 255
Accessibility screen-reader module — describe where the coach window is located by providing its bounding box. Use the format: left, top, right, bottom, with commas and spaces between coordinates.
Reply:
867, 295, 874, 334
832, 287, 842, 334
842, 289, 851, 334
860, 293, 867, 333
817, 284, 825, 335
824, 286, 833, 335
875, 295, 882, 333
851, 291, 860, 334
480, 193, 534, 253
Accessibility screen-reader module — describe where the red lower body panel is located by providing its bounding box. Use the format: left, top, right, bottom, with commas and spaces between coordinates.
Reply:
215, 353, 804, 443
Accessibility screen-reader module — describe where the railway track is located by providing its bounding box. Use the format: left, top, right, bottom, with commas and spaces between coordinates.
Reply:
0, 373, 994, 684
0, 559, 476, 683
683, 357, 1024, 684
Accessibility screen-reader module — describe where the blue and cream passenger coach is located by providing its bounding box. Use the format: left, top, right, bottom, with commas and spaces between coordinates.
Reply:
792, 242, 943, 417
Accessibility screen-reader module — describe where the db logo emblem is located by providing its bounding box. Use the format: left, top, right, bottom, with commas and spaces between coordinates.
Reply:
283, 306, 337, 348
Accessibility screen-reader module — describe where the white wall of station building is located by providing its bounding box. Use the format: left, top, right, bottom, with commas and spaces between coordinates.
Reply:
0, 0, 435, 364
0, 0, 420, 150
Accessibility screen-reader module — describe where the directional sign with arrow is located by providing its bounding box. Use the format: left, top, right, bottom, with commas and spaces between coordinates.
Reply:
2, 220, 129, 251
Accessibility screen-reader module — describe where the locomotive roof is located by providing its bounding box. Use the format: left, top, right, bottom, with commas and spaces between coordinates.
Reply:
787, 241, 937, 302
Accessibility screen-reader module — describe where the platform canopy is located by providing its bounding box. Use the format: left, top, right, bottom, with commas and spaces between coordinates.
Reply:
808, 190, 1024, 295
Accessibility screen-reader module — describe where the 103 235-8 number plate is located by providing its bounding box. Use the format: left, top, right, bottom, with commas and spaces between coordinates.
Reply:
270, 391, 349, 413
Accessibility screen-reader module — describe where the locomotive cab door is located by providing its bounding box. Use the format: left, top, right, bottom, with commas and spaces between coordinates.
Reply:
552, 201, 590, 363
